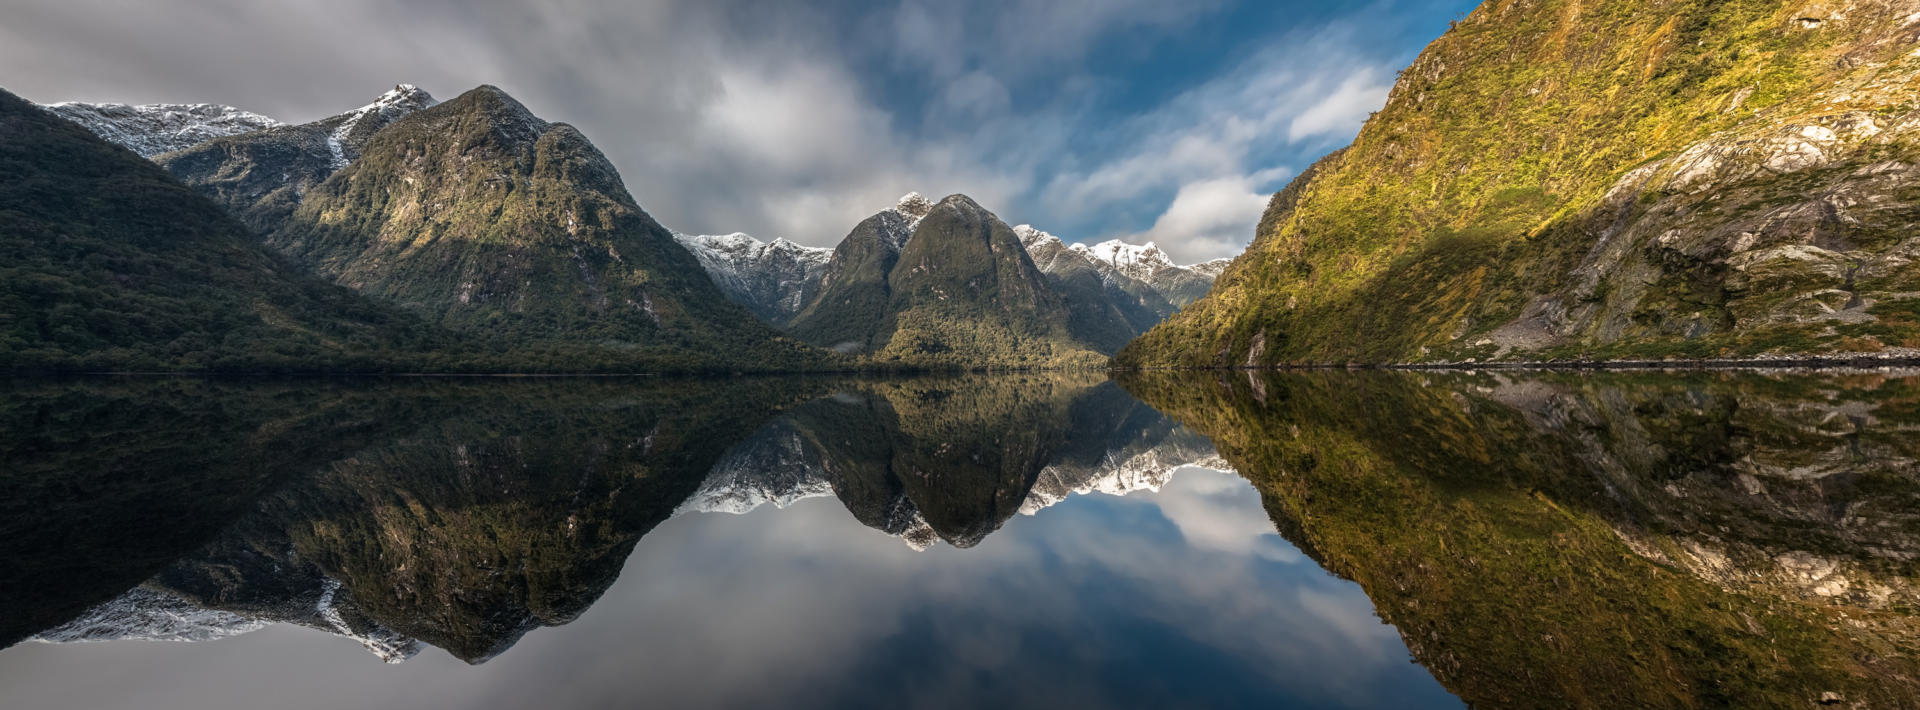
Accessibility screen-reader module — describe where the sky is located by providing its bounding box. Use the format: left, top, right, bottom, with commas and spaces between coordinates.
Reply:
0, 0, 1480, 263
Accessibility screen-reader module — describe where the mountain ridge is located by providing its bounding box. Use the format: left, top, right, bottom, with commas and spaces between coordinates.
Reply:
1120, 0, 1920, 368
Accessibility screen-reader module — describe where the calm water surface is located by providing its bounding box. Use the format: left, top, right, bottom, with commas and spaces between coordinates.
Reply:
3, 370, 1917, 708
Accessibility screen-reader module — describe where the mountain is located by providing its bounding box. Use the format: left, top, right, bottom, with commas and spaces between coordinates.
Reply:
1014, 226, 1231, 345
1068, 236, 1227, 307
0, 88, 422, 372
37, 101, 281, 157
781, 193, 930, 352
157, 85, 438, 234
1120, 0, 1920, 368
673, 232, 832, 324
787, 193, 1107, 367
261, 85, 822, 371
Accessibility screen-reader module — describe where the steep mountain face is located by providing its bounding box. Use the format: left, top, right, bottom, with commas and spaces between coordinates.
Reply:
0, 89, 421, 372
788, 194, 1106, 367
673, 232, 832, 324
1121, 0, 1920, 368
156, 85, 438, 233
1014, 226, 1231, 353
783, 193, 931, 353
37, 101, 281, 157
263, 85, 818, 370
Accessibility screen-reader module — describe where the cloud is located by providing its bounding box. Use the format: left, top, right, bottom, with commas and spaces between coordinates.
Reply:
1288, 70, 1392, 142
1130, 176, 1281, 263
1035, 24, 1401, 261
0, 0, 1450, 256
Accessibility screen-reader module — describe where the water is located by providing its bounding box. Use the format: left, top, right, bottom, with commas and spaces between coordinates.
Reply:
2, 370, 1916, 708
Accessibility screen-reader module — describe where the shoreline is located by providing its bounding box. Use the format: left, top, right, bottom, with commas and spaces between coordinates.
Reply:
1112, 355, 1920, 373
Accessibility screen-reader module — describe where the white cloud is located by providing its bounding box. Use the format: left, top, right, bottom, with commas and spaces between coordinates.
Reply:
1130, 176, 1280, 263
1288, 70, 1391, 142
0, 0, 1423, 259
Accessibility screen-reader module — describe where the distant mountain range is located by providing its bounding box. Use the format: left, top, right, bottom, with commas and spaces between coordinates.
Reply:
679, 193, 1231, 365
13, 81, 1234, 373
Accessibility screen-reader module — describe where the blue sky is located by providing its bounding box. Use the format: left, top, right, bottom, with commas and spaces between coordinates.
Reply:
1, 0, 1481, 262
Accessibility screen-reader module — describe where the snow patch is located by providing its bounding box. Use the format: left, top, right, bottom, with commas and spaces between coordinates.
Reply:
39, 101, 282, 158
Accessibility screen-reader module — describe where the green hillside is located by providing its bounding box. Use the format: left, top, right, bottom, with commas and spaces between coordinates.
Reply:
1120, 0, 1920, 367
0, 89, 426, 372
266, 85, 827, 372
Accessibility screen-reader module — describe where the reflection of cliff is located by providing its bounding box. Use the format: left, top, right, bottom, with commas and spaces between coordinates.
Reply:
682, 374, 1228, 549
0, 380, 405, 648
23, 378, 826, 664
1121, 370, 1920, 708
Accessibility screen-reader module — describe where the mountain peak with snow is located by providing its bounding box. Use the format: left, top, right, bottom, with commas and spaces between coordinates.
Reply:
38, 101, 282, 157
674, 231, 833, 324
326, 84, 439, 168
894, 192, 934, 223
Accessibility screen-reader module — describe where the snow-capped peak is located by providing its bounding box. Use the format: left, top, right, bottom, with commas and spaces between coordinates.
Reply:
326, 84, 439, 169
1012, 224, 1062, 250
38, 101, 283, 157
894, 192, 934, 225
673, 231, 833, 321
34, 587, 268, 644
1076, 239, 1177, 275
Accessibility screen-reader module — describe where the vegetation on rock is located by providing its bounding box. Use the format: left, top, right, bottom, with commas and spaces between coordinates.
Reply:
789, 195, 1109, 369
1120, 0, 1920, 368
0, 89, 430, 372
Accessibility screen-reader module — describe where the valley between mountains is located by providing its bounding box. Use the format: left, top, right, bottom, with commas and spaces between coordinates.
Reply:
8, 0, 1920, 373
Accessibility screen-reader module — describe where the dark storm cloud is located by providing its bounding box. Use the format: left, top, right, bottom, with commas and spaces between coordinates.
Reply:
0, 0, 1477, 261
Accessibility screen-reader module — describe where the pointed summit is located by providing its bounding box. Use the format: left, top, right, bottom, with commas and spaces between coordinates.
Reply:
158, 83, 441, 233
894, 192, 934, 224
788, 193, 1104, 366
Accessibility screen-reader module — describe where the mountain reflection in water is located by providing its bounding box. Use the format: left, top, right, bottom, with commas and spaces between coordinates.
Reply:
3, 370, 1918, 709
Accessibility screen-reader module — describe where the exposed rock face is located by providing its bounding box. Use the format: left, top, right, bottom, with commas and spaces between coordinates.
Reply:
261, 85, 808, 365
781, 194, 934, 353
157, 85, 437, 233
1122, 0, 1920, 368
1014, 225, 1232, 350
788, 195, 1105, 366
37, 101, 281, 157
672, 232, 833, 324
1013, 226, 1157, 354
